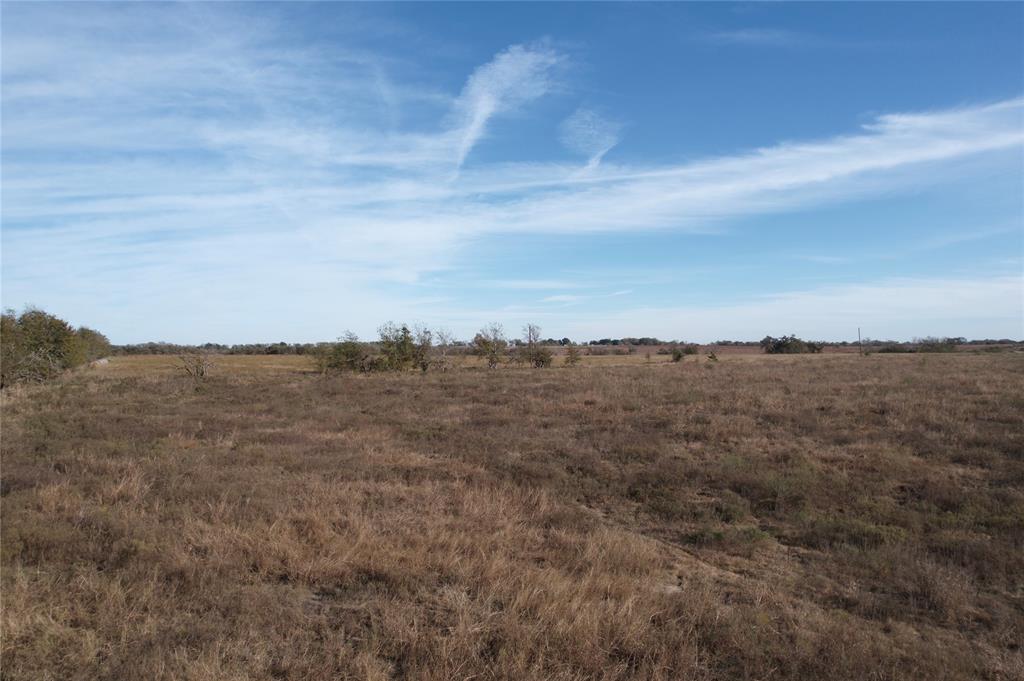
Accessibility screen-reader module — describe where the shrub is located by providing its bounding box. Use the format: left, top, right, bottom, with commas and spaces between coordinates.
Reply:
76, 327, 112, 362
915, 337, 960, 353
1, 307, 102, 387
760, 335, 824, 354
519, 324, 553, 368
312, 332, 370, 373
178, 353, 214, 382
432, 329, 459, 372
472, 323, 508, 369
877, 345, 913, 354
564, 344, 582, 367
670, 345, 699, 362
377, 322, 416, 371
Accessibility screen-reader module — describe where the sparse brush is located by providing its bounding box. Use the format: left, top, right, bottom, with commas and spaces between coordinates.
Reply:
177, 352, 214, 381
3, 352, 1021, 681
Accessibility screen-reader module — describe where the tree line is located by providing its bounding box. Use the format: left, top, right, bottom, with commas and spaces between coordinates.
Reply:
312, 322, 574, 373
3, 306, 1015, 386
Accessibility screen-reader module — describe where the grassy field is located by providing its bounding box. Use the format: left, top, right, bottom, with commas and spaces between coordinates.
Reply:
2, 352, 1023, 680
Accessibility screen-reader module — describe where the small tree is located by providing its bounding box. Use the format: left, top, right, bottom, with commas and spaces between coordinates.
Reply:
520, 323, 553, 368
472, 323, 507, 369
433, 328, 458, 372
378, 322, 416, 371
412, 325, 433, 372
760, 335, 823, 354
564, 343, 582, 367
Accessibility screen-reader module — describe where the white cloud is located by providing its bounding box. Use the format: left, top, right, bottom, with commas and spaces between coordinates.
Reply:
2, 3, 1022, 342
709, 28, 805, 47
450, 43, 565, 169
559, 107, 622, 170
532, 274, 1024, 342
540, 294, 586, 304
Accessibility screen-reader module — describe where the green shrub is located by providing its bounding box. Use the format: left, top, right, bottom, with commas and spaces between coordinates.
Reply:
472, 323, 508, 369
670, 344, 699, 362
760, 335, 824, 354
312, 332, 370, 373
1, 307, 103, 387
915, 337, 960, 353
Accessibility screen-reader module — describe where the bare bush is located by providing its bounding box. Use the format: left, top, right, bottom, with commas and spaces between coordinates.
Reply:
472, 322, 508, 369
177, 353, 214, 381
433, 328, 459, 372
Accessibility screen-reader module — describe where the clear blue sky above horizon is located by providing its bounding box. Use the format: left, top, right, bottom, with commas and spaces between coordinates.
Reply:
2, 1, 1022, 344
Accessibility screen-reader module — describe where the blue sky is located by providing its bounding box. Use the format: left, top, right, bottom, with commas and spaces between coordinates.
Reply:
2, 2, 1022, 343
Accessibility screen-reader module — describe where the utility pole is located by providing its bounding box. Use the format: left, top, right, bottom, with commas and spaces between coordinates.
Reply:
858, 327, 863, 356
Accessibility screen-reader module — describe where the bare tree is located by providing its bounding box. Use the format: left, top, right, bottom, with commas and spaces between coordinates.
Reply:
524, 323, 541, 346
521, 323, 552, 368
433, 328, 458, 372
412, 325, 433, 372
472, 323, 507, 369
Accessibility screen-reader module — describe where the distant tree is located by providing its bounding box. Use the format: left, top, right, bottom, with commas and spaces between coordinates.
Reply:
670, 344, 699, 362
914, 337, 960, 353
520, 323, 553, 368
378, 322, 416, 371
411, 325, 433, 372
312, 331, 369, 373
472, 323, 508, 369
564, 343, 582, 367
433, 328, 458, 372
760, 335, 823, 354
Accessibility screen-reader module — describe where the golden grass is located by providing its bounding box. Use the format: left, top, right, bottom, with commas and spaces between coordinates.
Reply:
2, 352, 1023, 680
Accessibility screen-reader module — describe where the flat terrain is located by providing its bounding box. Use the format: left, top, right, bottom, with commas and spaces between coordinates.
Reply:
3, 352, 1023, 680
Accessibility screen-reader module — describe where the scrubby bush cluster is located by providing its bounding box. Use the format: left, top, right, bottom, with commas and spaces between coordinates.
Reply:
513, 324, 554, 368
315, 324, 458, 374
1, 307, 110, 387
471, 323, 508, 369
312, 322, 565, 374
875, 337, 964, 354
914, 336, 963, 353
760, 335, 824, 354
668, 344, 700, 362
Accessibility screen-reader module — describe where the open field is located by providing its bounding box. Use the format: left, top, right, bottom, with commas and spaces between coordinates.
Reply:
3, 352, 1023, 680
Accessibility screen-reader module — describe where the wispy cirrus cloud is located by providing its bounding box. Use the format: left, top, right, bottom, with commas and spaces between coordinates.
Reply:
559, 107, 622, 170
524, 274, 1023, 342
450, 42, 566, 170
708, 28, 807, 47
2, 3, 1021, 342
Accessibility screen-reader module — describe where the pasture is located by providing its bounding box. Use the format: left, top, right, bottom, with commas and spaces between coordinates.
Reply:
2, 351, 1022, 680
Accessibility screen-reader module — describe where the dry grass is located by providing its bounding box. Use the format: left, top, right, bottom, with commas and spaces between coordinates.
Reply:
2, 352, 1023, 680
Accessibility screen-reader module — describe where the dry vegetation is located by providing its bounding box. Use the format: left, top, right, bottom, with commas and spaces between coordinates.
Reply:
2, 352, 1023, 680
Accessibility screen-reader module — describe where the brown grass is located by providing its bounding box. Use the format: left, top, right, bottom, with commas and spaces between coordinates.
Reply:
2, 352, 1023, 680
